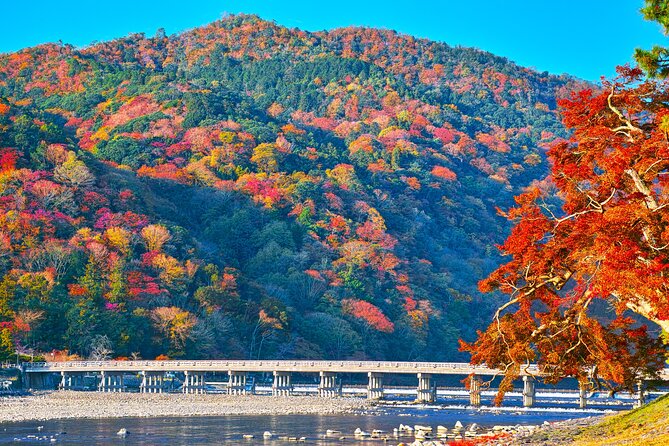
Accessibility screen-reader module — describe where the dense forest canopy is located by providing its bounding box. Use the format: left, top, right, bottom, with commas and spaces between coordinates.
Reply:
0, 14, 580, 362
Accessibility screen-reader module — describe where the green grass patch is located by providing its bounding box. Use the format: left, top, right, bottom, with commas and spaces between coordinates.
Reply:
575, 394, 669, 446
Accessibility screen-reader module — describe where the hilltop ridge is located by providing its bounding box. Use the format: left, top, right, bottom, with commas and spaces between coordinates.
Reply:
0, 14, 583, 361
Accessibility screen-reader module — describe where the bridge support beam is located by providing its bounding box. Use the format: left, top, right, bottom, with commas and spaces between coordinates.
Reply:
367, 372, 384, 400
470, 375, 482, 407
416, 373, 435, 403
522, 376, 536, 407
272, 371, 293, 396
140, 371, 164, 393
227, 371, 247, 395
318, 371, 339, 397
183, 371, 206, 394
60, 371, 85, 390
579, 382, 588, 409
634, 380, 646, 408
99, 371, 124, 392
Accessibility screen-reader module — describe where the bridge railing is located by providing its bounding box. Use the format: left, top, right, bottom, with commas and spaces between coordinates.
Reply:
22, 359, 517, 374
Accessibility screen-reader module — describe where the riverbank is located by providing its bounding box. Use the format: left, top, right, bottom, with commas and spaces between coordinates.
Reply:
481, 393, 669, 445
0, 391, 370, 423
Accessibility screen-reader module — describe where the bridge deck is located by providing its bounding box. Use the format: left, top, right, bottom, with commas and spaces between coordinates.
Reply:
23, 360, 669, 380
24, 360, 517, 375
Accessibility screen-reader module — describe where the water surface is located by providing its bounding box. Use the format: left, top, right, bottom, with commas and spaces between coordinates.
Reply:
0, 406, 605, 445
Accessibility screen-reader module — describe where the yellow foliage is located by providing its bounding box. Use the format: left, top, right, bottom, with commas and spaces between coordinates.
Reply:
367, 207, 386, 231
151, 306, 196, 348
141, 224, 171, 251
326, 97, 343, 118
104, 227, 131, 255
218, 131, 236, 144
396, 110, 412, 124
326, 164, 358, 190
378, 126, 400, 139
251, 143, 279, 173
91, 126, 110, 142
267, 102, 285, 118
151, 253, 184, 283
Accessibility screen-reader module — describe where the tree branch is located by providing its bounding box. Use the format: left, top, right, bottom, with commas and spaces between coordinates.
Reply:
608, 87, 642, 141
625, 168, 659, 210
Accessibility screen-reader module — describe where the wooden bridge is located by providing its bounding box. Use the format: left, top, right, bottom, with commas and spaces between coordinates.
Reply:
22, 360, 669, 408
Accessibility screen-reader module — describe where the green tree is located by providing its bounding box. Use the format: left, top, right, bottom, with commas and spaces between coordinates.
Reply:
636, 0, 669, 77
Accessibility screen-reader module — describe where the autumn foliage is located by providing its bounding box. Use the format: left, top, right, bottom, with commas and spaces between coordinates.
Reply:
0, 14, 575, 362
463, 67, 669, 402
341, 299, 395, 333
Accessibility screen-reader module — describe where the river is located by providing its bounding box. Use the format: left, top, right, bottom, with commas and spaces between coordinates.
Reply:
0, 403, 613, 445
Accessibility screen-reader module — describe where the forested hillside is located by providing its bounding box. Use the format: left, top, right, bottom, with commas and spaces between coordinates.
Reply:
0, 14, 582, 361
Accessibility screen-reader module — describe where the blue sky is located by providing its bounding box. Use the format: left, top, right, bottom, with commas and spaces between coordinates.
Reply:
2, 0, 666, 81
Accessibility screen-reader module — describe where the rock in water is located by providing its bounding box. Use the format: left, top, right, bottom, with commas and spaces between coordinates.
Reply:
116, 428, 128, 437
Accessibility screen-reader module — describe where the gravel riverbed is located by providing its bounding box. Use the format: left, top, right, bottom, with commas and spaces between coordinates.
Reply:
475, 416, 604, 446
0, 391, 370, 422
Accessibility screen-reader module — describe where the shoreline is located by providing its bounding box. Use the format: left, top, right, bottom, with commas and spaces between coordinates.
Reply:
0, 391, 371, 423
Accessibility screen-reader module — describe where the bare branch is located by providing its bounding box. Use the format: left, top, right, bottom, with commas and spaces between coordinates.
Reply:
608, 87, 642, 141
551, 188, 616, 230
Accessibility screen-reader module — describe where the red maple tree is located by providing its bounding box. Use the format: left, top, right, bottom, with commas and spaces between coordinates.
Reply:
462, 67, 669, 402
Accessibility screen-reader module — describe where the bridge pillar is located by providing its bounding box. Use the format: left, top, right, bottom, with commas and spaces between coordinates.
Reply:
140, 371, 164, 393
634, 379, 646, 408
227, 371, 247, 395
469, 375, 482, 407
60, 372, 85, 390
318, 372, 339, 397
522, 376, 536, 407
101, 372, 109, 392
272, 371, 293, 396
416, 373, 435, 403
579, 382, 588, 409
59, 371, 69, 390
367, 372, 384, 400
99, 371, 124, 392
183, 371, 206, 394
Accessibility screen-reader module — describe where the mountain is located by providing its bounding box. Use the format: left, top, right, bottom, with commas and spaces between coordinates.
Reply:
0, 14, 583, 361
